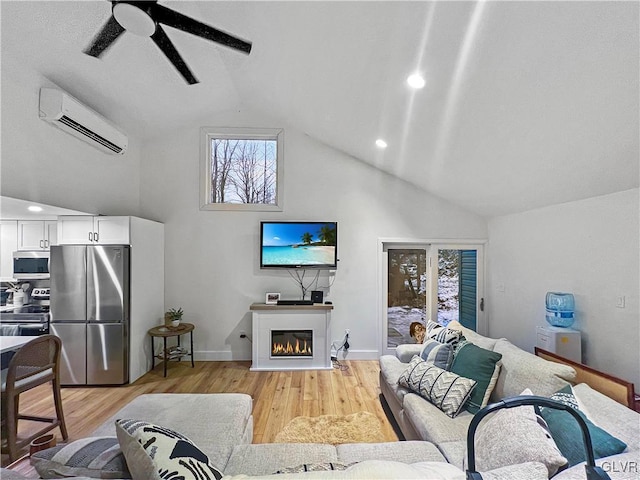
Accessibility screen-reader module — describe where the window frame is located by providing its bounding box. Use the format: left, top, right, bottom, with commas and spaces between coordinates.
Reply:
199, 127, 284, 211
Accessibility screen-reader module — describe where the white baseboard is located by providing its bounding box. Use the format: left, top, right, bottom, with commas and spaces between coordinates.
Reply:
194, 349, 380, 362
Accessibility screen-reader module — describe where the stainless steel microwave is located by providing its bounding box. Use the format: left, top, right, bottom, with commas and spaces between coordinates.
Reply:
12, 251, 50, 279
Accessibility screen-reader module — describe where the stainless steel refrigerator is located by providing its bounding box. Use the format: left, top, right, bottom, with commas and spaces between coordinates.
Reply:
50, 245, 130, 385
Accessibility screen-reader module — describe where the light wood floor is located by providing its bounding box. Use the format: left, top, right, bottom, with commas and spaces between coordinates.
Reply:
4, 360, 399, 475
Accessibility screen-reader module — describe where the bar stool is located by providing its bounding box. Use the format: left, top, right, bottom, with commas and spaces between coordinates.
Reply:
1, 335, 68, 462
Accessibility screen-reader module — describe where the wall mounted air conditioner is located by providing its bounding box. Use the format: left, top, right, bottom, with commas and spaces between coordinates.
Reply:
39, 87, 128, 155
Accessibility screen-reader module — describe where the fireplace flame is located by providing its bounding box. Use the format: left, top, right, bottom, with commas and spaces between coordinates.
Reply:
272, 338, 312, 356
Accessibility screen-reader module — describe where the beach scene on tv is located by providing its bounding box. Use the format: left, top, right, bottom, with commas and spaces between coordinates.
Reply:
262, 223, 337, 267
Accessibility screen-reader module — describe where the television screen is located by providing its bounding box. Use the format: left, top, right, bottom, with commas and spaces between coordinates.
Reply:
260, 222, 338, 269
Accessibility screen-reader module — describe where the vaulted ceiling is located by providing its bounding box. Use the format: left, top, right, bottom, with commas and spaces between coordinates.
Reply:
2, 1, 638, 217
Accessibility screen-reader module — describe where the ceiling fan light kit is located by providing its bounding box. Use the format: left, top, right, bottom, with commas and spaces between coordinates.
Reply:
84, 0, 252, 84
112, 2, 155, 37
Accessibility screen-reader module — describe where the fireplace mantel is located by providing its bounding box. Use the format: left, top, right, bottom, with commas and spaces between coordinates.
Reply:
249, 303, 333, 371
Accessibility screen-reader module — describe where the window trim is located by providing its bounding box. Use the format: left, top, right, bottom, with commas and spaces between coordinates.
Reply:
199, 127, 284, 211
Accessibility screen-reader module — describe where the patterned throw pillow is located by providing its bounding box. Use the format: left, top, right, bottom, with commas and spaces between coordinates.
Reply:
115, 419, 223, 480
398, 355, 476, 418
425, 320, 464, 348
540, 385, 627, 467
30, 437, 130, 479
419, 338, 453, 369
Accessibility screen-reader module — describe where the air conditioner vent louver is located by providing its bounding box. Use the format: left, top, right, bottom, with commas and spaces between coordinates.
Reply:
39, 88, 128, 155
59, 115, 123, 153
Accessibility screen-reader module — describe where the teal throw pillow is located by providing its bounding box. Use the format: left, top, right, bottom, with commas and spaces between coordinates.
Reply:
539, 385, 627, 467
450, 340, 502, 413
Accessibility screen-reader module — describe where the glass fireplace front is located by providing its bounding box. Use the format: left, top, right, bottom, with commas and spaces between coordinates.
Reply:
271, 329, 313, 357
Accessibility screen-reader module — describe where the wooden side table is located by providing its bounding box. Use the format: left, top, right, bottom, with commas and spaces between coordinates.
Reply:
148, 322, 195, 377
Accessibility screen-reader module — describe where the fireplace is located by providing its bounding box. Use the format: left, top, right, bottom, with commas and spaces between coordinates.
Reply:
271, 330, 313, 358
250, 303, 333, 371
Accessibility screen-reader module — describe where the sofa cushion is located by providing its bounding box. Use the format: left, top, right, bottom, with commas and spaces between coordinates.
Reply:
468, 389, 568, 477
90, 393, 251, 470
394, 344, 423, 363
115, 419, 223, 480
540, 385, 627, 467
450, 341, 502, 413
436, 441, 467, 469
379, 355, 412, 404
398, 356, 476, 418
552, 451, 640, 480
224, 443, 338, 476
491, 339, 576, 400
30, 437, 130, 479
571, 383, 640, 451
336, 441, 446, 464
419, 338, 453, 369
223, 460, 466, 480
402, 393, 474, 444
223, 459, 549, 480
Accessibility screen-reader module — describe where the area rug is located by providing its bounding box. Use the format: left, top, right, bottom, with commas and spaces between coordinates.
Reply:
274, 411, 385, 445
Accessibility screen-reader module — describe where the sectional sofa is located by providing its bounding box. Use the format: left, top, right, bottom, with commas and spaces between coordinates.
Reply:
2, 321, 638, 479
4, 392, 550, 480
379, 320, 640, 479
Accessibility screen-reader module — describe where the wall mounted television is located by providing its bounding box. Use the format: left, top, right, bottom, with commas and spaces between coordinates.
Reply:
260, 221, 338, 269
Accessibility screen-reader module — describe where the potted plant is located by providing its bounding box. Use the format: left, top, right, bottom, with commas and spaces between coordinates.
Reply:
165, 308, 184, 328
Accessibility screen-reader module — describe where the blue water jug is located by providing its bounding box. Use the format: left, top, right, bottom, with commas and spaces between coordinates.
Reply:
545, 292, 575, 327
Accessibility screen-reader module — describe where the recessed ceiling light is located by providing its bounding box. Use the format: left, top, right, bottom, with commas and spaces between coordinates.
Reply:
375, 139, 388, 149
407, 73, 426, 89
28, 206, 43, 212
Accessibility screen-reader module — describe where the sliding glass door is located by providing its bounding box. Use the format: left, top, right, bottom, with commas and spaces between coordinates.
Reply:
386, 248, 428, 348
381, 242, 484, 355
432, 248, 479, 330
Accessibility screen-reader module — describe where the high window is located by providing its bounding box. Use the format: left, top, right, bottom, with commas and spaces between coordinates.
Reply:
200, 127, 284, 211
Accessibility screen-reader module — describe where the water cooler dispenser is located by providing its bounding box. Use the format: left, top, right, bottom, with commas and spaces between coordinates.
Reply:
536, 292, 582, 362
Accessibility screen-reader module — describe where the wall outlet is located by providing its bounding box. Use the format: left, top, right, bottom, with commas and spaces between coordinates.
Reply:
615, 296, 626, 308
239, 330, 247, 338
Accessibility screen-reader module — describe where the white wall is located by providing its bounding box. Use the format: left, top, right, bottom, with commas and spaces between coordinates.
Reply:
0, 55, 141, 215
488, 189, 640, 386
139, 109, 488, 360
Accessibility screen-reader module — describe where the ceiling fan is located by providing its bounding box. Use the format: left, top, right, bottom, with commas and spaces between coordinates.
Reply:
84, 0, 252, 85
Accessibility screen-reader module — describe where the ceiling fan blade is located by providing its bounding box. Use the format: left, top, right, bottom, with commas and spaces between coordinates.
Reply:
84, 15, 126, 57
151, 4, 252, 54
151, 25, 198, 84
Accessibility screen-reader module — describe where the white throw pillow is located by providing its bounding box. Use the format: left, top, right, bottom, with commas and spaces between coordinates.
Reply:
115, 419, 223, 480
398, 355, 476, 418
467, 388, 568, 477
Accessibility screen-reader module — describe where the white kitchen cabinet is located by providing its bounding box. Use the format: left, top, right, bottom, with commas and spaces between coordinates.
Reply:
58, 216, 130, 245
0, 220, 18, 279
93, 217, 130, 244
17, 220, 57, 250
